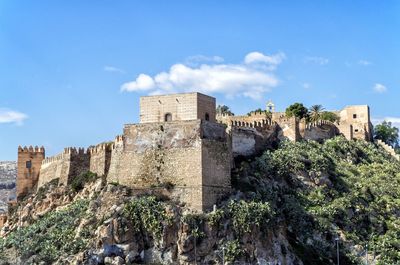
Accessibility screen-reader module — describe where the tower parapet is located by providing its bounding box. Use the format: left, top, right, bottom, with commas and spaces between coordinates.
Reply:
17, 146, 45, 199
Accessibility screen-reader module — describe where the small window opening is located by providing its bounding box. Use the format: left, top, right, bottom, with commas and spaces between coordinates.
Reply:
355, 129, 359, 132
26, 161, 32, 169
164, 113, 172, 122
353, 114, 357, 119
205, 113, 210, 121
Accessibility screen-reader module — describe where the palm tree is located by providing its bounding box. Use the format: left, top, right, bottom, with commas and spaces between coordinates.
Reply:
309, 105, 325, 123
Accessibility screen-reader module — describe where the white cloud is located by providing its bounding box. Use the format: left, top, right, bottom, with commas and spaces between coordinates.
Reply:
185, 55, 224, 66
0, 109, 28, 125
121, 51, 285, 99
358, 60, 372, 66
104, 66, 125, 73
244, 51, 286, 66
305, 56, 329, 65
373, 83, 387, 93
121, 74, 155, 91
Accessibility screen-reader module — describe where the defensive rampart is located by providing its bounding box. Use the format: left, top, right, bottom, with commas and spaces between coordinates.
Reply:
107, 120, 231, 211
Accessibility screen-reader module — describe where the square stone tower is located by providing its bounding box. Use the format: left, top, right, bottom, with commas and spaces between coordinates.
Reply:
107, 92, 231, 212
338, 105, 372, 141
139, 92, 216, 123
17, 146, 45, 199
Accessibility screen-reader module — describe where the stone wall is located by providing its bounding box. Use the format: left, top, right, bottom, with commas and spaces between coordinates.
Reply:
38, 148, 90, 188
107, 120, 231, 211
302, 120, 340, 142
88, 142, 113, 176
140, 92, 216, 123
230, 125, 278, 158
17, 146, 45, 199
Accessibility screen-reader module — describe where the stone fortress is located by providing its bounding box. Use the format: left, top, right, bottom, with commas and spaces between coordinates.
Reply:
13, 92, 374, 215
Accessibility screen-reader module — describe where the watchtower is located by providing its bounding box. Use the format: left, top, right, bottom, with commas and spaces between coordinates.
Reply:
17, 146, 45, 199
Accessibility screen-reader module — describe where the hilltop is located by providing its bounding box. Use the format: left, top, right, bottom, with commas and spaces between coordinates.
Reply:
0, 137, 399, 265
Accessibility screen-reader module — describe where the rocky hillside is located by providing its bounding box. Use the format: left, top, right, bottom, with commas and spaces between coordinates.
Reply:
0, 161, 16, 214
1, 137, 399, 265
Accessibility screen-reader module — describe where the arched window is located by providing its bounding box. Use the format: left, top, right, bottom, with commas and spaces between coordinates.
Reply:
164, 113, 172, 122
205, 113, 210, 121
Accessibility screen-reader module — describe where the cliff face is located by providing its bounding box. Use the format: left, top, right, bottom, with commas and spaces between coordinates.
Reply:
0, 161, 16, 214
1, 136, 399, 265
0, 177, 302, 265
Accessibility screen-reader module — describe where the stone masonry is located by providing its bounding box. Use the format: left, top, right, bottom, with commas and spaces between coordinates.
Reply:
16, 146, 45, 199
140, 92, 216, 123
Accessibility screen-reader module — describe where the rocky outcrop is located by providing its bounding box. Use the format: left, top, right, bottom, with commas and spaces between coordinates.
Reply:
0, 177, 302, 265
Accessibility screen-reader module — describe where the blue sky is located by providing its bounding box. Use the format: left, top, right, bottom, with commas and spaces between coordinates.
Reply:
0, 1, 399, 160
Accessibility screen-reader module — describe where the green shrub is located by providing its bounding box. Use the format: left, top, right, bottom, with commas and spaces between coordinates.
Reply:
227, 200, 273, 236
223, 239, 244, 263
182, 213, 206, 239
207, 208, 225, 227
124, 196, 171, 240
70, 171, 98, 192
0, 199, 89, 263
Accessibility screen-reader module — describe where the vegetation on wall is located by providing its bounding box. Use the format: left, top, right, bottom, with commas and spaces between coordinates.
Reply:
70, 171, 99, 192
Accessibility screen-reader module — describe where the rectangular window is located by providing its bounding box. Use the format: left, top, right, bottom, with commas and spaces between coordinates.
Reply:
353, 114, 357, 119
355, 129, 359, 132
26, 161, 32, 169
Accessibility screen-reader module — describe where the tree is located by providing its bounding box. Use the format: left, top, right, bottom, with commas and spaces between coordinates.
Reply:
320, 111, 340, 123
247, 108, 272, 120
374, 121, 399, 147
309, 105, 325, 123
216, 105, 234, 116
285, 103, 309, 119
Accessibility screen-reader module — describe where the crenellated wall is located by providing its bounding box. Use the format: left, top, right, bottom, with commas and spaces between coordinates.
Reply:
301, 120, 340, 142
217, 111, 300, 144
88, 141, 114, 177
17, 146, 45, 199
38, 147, 90, 188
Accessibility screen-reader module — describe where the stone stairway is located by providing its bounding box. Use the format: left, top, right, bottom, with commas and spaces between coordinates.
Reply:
375, 139, 400, 161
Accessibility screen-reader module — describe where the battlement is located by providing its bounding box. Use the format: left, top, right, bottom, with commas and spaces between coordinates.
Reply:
63, 147, 88, 155
42, 152, 66, 166
18, 145, 45, 153
230, 119, 276, 129
216, 113, 234, 118
305, 120, 337, 130
88, 143, 113, 155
